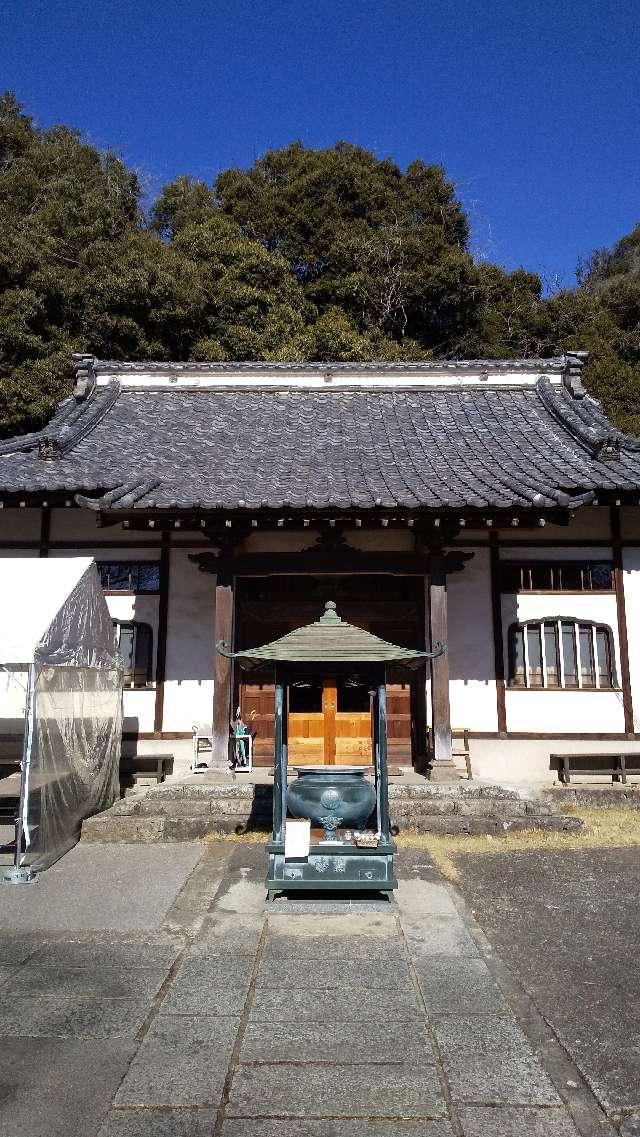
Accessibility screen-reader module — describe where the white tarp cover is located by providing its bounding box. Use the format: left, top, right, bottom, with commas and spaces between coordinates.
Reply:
0, 558, 123, 871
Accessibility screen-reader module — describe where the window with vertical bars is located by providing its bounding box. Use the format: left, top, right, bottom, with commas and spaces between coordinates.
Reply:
508, 621, 616, 690
501, 562, 613, 592
98, 562, 160, 593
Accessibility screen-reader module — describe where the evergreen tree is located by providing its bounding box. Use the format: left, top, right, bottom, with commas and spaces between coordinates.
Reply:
0, 95, 638, 434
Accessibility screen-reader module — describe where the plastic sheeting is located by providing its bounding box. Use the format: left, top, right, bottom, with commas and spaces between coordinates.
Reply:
0, 559, 123, 872
20, 662, 123, 870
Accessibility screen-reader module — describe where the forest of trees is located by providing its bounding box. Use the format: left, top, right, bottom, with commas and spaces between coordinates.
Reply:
1, 92, 638, 435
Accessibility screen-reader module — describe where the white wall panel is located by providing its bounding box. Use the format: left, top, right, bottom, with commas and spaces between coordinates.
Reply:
447, 548, 498, 731
161, 549, 215, 732
623, 547, 640, 734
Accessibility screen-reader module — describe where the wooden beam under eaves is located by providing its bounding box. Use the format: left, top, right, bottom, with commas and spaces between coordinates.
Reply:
89, 506, 576, 533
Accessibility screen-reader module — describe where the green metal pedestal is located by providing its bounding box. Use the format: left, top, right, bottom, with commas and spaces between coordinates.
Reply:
266, 838, 397, 900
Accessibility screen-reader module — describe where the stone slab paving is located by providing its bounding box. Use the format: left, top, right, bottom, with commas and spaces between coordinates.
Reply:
98, 1110, 217, 1137
0, 1037, 136, 1137
114, 1014, 239, 1106
221, 1124, 454, 1137
0, 994, 157, 1040
0, 843, 203, 931
0, 839, 619, 1137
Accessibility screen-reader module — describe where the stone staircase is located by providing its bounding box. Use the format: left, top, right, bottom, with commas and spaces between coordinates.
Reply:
81, 778, 583, 842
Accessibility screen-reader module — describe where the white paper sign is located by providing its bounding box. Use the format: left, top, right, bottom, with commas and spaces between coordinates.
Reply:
284, 819, 311, 860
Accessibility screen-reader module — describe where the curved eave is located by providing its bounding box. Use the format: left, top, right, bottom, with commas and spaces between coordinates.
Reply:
228, 650, 428, 671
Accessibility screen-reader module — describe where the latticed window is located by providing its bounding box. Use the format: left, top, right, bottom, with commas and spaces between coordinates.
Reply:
98, 562, 160, 593
508, 621, 617, 689
113, 621, 154, 687
501, 562, 613, 592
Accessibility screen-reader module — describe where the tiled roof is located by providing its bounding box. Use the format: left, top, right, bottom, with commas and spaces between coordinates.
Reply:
2, 362, 640, 512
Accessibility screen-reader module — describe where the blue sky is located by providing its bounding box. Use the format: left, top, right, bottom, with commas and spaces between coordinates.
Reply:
2, 0, 638, 287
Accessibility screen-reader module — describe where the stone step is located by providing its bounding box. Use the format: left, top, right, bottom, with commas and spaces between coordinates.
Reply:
543, 785, 640, 809
80, 777, 580, 843
81, 809, 582, 842
100, 793, 555, 821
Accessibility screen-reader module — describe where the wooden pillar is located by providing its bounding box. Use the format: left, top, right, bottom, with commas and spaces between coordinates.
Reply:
212, 574, 234, 768
427, 552, 457, 782
611, 506, 634, 735
153, 532, 171, 734
489, 532, 507, 735
411, 665, 428, 770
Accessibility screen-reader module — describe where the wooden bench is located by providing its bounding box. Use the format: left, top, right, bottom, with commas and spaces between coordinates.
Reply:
120, 755, 174, 786
553, 752, 640, 785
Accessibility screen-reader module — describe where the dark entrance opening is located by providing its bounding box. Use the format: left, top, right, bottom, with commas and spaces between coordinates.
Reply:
234, 575, 425, 766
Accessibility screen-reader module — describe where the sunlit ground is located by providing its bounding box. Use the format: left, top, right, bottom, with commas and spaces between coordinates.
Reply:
395, 808, 640, 881
205, 808, 640, 883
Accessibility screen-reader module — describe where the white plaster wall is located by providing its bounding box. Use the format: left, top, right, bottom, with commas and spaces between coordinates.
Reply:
48, 548, 161, 733
161, 549, 215, 732
469, 737, 640, 783
0, 508, 41, 541
447, 548, 498, 731
622, 547, 640, 734
506, 689, 624, 734
0, 548, 41, 741
501, 589, 624, 733
107, 593, 158, 733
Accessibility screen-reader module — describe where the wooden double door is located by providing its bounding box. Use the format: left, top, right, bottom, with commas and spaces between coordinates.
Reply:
288, 675, 371, 764
241, 673, 414, 766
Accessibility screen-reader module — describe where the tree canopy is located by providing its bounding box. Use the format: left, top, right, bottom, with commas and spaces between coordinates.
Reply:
1, 93, 638, 434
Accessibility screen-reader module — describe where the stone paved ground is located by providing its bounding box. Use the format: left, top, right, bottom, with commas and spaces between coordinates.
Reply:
0, 842, 622, 1136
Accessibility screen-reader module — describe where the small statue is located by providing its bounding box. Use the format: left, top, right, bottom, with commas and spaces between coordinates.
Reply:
229, 707, 253, 771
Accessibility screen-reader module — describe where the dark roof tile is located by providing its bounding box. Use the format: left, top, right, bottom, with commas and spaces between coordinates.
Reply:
2, 374, 640, 511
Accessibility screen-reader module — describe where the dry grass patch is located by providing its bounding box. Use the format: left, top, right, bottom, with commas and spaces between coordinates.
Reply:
202, 811, 640, 881
396, 808, 640, 882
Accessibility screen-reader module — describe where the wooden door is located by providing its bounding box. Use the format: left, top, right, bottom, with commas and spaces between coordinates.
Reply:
288, 678, 324, 763
334, 675, 373, 764
241, 674, 377, 766
335, 711, 373, 763
386, 679, 412, 762
240, 680, 275, 766
288, 676, 373, 764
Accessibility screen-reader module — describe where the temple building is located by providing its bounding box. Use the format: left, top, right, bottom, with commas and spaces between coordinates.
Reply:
2, 350, 640, 784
